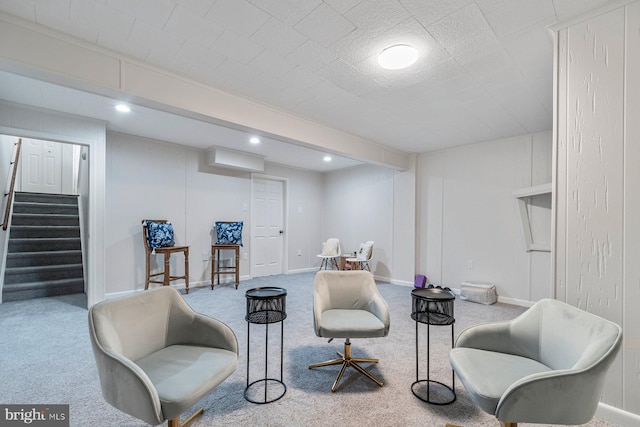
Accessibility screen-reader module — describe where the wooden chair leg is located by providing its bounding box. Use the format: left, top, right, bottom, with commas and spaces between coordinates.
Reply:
184, 247, 189, 294
234, 246, 239, 289
144, 252, 151, 290
163, 252, 171, 287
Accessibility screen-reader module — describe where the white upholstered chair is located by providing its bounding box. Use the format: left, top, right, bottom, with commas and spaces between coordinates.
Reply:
345, 240, 374, 271
449, 298, 622, 427
88, 287, 238, 427
308, 270, 390, 392
316, 238, 341, 270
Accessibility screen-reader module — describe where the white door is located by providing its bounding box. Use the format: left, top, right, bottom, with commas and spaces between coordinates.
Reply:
20, 138, 63, 194
252, 178, 284, 277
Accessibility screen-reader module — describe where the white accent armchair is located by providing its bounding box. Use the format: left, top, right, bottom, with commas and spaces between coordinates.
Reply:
88, 287, 238, 427
308, 270, 390, 392
449, 298, 622, 427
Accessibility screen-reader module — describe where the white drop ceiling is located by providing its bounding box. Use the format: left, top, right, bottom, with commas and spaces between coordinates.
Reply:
0, 0, 615, 171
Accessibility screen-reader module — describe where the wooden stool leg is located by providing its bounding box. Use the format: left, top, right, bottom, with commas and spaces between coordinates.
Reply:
210, 247, 215, 290
164, 252, 171, 287
184, 247, 189, 294
145, 252, 151, 290
234, 246, 239, 289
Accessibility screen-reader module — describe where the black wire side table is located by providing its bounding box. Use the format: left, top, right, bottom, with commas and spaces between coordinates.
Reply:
244, 287, 287, 404
411, 287, 456, 405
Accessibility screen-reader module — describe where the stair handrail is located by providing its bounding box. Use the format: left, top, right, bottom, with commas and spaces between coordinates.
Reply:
2, 138, 22, 231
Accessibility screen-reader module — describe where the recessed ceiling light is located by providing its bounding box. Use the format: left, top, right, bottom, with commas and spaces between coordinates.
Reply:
115, 104, 131, 113
323, 155, 332, 162
249, 137, 260, 144
378, 44, 418, 70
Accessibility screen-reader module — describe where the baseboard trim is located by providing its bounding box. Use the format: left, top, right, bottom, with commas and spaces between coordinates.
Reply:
390, 278, 413, 287
497, 295, 535, 308
596, 402, 640, 426
287, 267, 317, 274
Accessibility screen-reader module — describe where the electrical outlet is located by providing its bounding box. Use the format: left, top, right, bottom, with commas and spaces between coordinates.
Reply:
243, 252, 248, 260
298, 249, 302, 256
467, 260, 473, 268
202, 251, 210, 261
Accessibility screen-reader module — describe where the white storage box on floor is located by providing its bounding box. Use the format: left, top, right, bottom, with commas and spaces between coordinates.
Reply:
460, 282, 497, 305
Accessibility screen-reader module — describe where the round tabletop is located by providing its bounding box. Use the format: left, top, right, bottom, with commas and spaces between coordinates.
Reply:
245, 287, 287, 299
411, 287, 455, 301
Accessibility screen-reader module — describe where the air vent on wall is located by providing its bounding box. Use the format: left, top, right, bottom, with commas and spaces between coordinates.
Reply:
206, 147, 265, 172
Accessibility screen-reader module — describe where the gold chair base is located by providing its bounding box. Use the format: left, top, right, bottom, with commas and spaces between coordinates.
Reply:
308, 339, 383, 392
167, 407, 204, 427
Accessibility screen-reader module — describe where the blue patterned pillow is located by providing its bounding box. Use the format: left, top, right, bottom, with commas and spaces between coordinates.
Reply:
215, 221, 243, 246
146, 221, 175, 249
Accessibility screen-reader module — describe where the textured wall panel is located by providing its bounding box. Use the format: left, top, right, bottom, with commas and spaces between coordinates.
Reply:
623, 1, 640, 414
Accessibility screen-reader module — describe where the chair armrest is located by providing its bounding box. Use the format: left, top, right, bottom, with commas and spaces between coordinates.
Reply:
455, 321, 514, 353
496, 368, 604, 425
168, 310, 239, 354
367, 292, 390, 335
89, 328, 164, 425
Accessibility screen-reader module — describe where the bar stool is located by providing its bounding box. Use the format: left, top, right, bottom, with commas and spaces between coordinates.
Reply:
142, 220, 189, 294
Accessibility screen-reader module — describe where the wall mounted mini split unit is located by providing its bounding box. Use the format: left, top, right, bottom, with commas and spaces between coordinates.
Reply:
206, 147, 265, 172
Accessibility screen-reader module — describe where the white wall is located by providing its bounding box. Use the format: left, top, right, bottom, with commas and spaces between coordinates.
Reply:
554, 1, 640, 421
105, 132, 324, 294
0, 100, 106, 306
417, 131, 552, 303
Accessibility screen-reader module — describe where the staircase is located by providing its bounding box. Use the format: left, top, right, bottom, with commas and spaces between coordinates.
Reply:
3, 192, 84, 302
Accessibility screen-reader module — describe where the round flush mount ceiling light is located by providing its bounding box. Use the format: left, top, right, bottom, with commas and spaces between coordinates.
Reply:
378, 44, 418, 70
249, 137, 260, 144
115, 104, 131, 113
323, 155, 332, 162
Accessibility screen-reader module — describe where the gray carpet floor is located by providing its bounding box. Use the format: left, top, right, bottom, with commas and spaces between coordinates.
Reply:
0, 272, 618, 427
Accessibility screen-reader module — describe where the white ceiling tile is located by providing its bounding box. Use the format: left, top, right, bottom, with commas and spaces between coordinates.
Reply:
249, 50, 297, 78
328, 26, 388, 66
268, 85, 315, 109
474, 0, 510, 14
0, 0, 36, 21
485, 0, 556, 38
304, 79, 352, 102
294, 3, 356, 47
286, 39, 339, 71
317, 59, 384, 97
283, 66, 326, 90
210, 29, 264, 64
427, 3, 502, 63
129, 19, 185, 59
250, 17, 307, 56
173, 0, 215, 17
205, 0, 270, 37
176, 40, 226, 71
106, 0, 175, 28
34, 0, 70, 21
322, 0, 363, 15
70, 0, 134, 42
248, 0, 321, 26
398, 0, 473, 27
36, 11, 99, 44
344, 0, 412, 30
164, 5, 224, 46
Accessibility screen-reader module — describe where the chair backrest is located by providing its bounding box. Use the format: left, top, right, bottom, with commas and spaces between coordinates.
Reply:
508, 299, 622, 371
312, 271, 389, 339
89, 287, 182, 361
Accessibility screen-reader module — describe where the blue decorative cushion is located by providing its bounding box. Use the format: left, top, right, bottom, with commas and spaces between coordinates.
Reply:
215, 221, 243, 246
145, 221, 175, 249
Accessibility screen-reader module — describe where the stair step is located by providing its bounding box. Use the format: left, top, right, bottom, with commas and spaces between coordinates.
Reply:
5, 250, 82, 268
9, 225, 80, 239
4, 263, 84, 284
13, 192, 78, 205
8, 238, 81, 252
2, 278, 84, 302
11, 213, 79, 227
12, 202, 78, 215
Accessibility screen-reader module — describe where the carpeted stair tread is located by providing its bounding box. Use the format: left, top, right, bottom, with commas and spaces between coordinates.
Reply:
2, 278, 84, 302
11, 213, 80, 226
6, 250, 82, 267
8, 237, 82, 252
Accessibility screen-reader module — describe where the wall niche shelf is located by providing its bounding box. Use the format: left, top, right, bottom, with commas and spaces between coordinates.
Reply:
513, 183, 552, 253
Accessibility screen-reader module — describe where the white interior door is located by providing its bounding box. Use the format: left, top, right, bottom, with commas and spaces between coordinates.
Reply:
252, 178, 284, 277
20, 138, 63, 194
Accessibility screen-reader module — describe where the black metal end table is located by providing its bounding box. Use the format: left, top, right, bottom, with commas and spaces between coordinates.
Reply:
244, 287, 287, 404
411, 287, 456, 405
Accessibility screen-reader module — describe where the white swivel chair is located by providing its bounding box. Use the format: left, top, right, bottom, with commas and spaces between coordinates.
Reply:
449, 298, 622, 427
316, 238, 341, 270
308, 270, 390, 392
346, 241, 374, 271
89, 287, 238, 427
